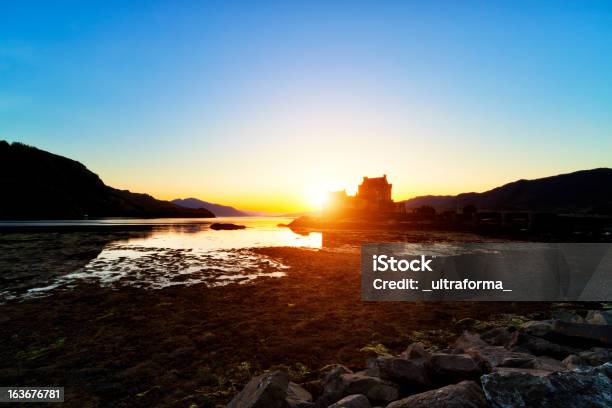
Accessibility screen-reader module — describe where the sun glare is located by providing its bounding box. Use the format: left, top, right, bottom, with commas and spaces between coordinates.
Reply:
308, 189, 329, 209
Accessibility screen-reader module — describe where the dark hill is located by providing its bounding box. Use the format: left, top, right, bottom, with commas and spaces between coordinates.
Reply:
171, 198, 247, 217
404, 168, 612, 214
0, 141, 215, 219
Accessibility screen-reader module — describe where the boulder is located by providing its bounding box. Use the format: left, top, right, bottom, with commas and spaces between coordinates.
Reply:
480, 327, 513, 347
319, 372, 398, 406
491, 367, 554, 377
318, 366, 354, 406
520, 320, 555, 338
400, 342, 431, 361
287, 382, 314, 408
551, 310, 584, 323
227, 371, 289, 408
430, 353, 484, 383
323, 365, 353, 381
327, 394, 371, 408
481, 350, 565, 372
301, 380, 324, 401
562, 354, 586, 370
453, 331, 488, 352
524, 356, 567, 372
509, 332, 578, 359
339, 374, 398, 404
551, 320, 612, 347
586, 310, 612, 326
354, 367, 380, 378
481, 362, 612, 408
465, 346, 534, 368
372, 356, 430, 389
578, 347, 612, 366
386, 380, 487, 408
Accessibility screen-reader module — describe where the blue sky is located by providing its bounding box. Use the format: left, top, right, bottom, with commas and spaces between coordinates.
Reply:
1, 1, 611, 211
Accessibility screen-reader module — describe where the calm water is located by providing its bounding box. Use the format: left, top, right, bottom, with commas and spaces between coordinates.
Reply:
0, 217, 321, 301
0, 217, 493, 301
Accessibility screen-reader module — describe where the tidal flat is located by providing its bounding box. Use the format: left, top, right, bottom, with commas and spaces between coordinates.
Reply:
1, 247, 583, 406
0, 220, 601, 407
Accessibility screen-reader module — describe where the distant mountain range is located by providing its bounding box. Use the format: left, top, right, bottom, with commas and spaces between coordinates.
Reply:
0, 141, 215, 219
403, 168, 612, 214
171, 198, 247, 217
170, 198, 315, 217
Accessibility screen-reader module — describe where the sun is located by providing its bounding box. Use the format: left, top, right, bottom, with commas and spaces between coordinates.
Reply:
308, 189, 329, 209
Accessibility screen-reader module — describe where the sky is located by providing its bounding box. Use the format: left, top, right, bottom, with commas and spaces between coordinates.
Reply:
1, 1, 611, 212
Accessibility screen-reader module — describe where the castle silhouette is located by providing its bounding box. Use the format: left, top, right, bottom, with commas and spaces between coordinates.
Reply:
323, 175, 406, 219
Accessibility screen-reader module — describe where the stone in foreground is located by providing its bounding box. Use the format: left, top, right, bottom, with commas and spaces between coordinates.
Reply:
327, 394, 371, 408
227, 371, 289, 408
552, 320, 612, 347
319, 365, 398, 406
228, 371, 313, 408
586, 310, 612, 326
430, 353, 484, 383
373, 355, 430, 389
287, 382, 314, 408
481, 363, 612, 408
386, 380, 487, 408
339, 374, 398, 404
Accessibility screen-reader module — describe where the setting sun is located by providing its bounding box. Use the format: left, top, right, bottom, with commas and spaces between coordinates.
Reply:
307, 189, 329, 209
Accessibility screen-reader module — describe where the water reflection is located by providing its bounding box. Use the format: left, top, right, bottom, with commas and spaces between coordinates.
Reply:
1, 217, 505, 302
0, 218, 321, 301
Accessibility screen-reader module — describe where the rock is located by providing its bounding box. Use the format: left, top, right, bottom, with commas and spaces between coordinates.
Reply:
551, 320, 612, 347
491, 367, 554, 377
595, 362, 612, 377
586, 310, 612, 326
480, 327, 513, 347
210, 223, 246, 230
340, 374, 398, 404
454, 332, 488, 351
287, 382, 313, 407
481, 363, 612, 407
319, 371, 398, 406
327, 394, 371, 408
345, 376, 392, 403
227, 370, 289, 408
400, 342, 431, 361
323, 366, 353, 381
301, 380, 324, 401
551, 310, 584, 323
355, 367, 380, 378
524, 356, 567, 372
578, 347, 612, 366
430, 353, 484, 383
373, 356, 430, 389
466, 344, 566, 373
465, 346, 534, 368
563, 354, 586, 370
509, 332, 578, 359
319, 366, 354, 406
520, 320, 555, 338
386, 380, 487, 408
